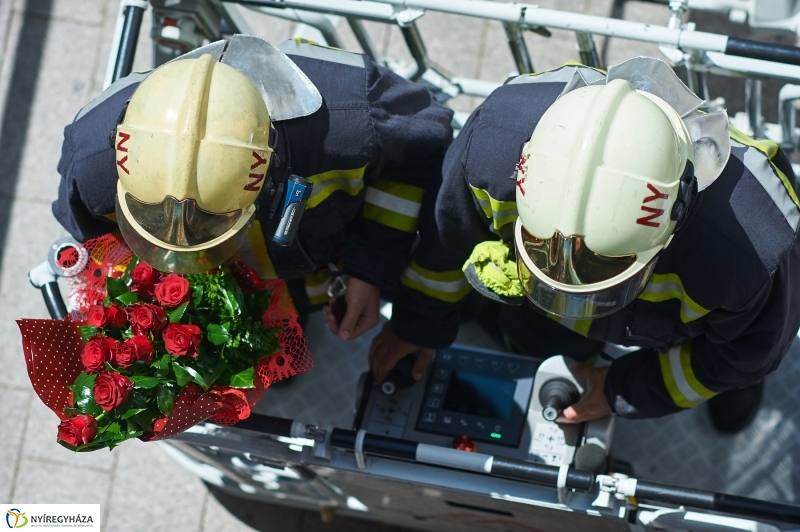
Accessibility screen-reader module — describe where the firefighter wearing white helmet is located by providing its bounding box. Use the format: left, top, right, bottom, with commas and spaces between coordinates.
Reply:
53, 36, 453, 345
370, 58, 800, 434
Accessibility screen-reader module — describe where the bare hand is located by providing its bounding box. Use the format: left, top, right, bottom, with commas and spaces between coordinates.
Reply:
368, 322, 436, 383
557, 363, 612, 423
322, 277, 380, 340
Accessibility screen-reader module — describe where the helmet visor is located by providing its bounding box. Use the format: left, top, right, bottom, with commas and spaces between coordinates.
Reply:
514, 219, 655, 319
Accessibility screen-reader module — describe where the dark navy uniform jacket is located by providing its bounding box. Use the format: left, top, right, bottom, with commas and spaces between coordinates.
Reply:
53, 40, 453, 322
397, 64, 800, 418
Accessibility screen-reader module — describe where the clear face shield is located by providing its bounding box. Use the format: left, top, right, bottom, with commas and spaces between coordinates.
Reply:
513, 219, 657, 320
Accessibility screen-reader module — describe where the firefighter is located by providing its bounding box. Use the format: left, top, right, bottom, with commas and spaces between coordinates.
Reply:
371, 57, 800, 433
52, 35, 452, 344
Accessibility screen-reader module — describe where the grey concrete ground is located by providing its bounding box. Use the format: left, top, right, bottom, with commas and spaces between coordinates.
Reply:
0, 0, 799, 531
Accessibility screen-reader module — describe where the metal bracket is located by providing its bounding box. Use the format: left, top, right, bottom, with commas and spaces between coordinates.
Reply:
394, 8, 424, 27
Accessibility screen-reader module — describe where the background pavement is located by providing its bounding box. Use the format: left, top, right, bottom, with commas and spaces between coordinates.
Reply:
0, 1, 799, 531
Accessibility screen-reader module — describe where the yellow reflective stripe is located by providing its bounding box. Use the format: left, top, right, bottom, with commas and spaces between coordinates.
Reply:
363, 179, 425, 233
304, 269, 331, 306
728, 124, 800, 210
237, 220, 277, 280
306, 165, 367, 209
469, 185, 518, 231
547, 314, 593, 337
658, 341, 717, 408
638, 273, 709, 323
401, 261, 471, 303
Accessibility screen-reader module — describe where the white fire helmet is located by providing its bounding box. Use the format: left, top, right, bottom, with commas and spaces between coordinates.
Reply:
514, 77, 705, 320
113, 53, 275, 273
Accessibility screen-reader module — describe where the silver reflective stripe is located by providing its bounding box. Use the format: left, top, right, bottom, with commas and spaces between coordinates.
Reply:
279, 39, 365, 68
365, 187, 421, 218
76, 71, 150, 121
731, 140, 800, 231
667, 344, 705, 404
403, 267, 469, 294
642, 280, 707, 321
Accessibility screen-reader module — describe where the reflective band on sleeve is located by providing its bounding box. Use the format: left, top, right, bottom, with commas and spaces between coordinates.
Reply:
729, 136, 800, 231
304, 269, 332, 306
238, 220, 278, 280
363, 179, 425, 232
306, 165, 367, 209
469, 185, 518, 233
658, 341, 717, 409
279, 38, 366, 68
401, 261, 471, 303
638, 273, 710, 323
547, 314, 593, 337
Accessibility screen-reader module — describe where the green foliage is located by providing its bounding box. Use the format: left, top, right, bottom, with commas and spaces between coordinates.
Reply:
61, 263, 281, 452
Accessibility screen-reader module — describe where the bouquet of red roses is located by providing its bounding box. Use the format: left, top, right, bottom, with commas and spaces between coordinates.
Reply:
18, 234, 312, 451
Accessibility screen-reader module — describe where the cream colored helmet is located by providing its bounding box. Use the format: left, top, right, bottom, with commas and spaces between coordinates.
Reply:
113, 53, 274, 273
514, 58, 730, 320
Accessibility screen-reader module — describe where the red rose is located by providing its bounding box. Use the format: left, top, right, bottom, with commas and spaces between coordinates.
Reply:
162, 323, 202, 357
86, 305, 106, 328
105, 304, 127, 328
129, 335, 154, 364
57, 414, 97, 447
126, 303, 166, 335
93, 372, 134, 412
154, 274, 190, 308
130, 262, 160, 298
81, 335, 117, 374
212, 387, 250, 421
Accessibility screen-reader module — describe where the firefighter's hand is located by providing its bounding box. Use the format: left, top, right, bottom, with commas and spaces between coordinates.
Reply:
368, 322, 436, 383
557, 363, 612, 423
323, 277, 380, 340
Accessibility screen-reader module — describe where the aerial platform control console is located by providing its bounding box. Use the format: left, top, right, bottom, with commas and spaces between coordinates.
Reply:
356, 345, 613, 472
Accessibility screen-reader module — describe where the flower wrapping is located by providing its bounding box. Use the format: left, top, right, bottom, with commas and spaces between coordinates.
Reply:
18, 234, 312, 450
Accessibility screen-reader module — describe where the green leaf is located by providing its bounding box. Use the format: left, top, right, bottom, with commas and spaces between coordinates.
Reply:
183, 366, 210, 390
78, 326, 99, 344
74, 372, 97, 390
157, 385, 175, 417
152, 354, 171, 378
191, 284, 204, 307
122, 256, 140, 284
228, 367, 255, 389
207, 323, 231, 346
172, 362, 192, 387
120, 408, 147, 420
252, 288, 272, 317
106, 277, 129, 299
115, 292, 139, 306
168, 302, 189, 323
129, 375, 161, 389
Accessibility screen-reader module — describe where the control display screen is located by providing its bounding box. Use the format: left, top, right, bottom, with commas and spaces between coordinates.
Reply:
442, 371, 516, 420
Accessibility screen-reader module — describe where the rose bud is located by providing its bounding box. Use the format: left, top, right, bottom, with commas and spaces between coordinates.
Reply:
86, 305, 106, 328
154, 273, 190, 308
57, 414, 97, 447
129, 335, 154, 364
126, 303, 167, 335
81, 335, 117, 374
105, 304, 127, 329
93, 372, 134, 412
130, 262, 160, 299
162, 323, 202, 357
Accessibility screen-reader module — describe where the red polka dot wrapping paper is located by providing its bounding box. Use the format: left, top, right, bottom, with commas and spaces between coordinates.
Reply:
17, 319, 84, 420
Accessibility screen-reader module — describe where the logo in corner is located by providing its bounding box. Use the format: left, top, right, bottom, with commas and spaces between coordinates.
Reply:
6, 509, 27, 529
